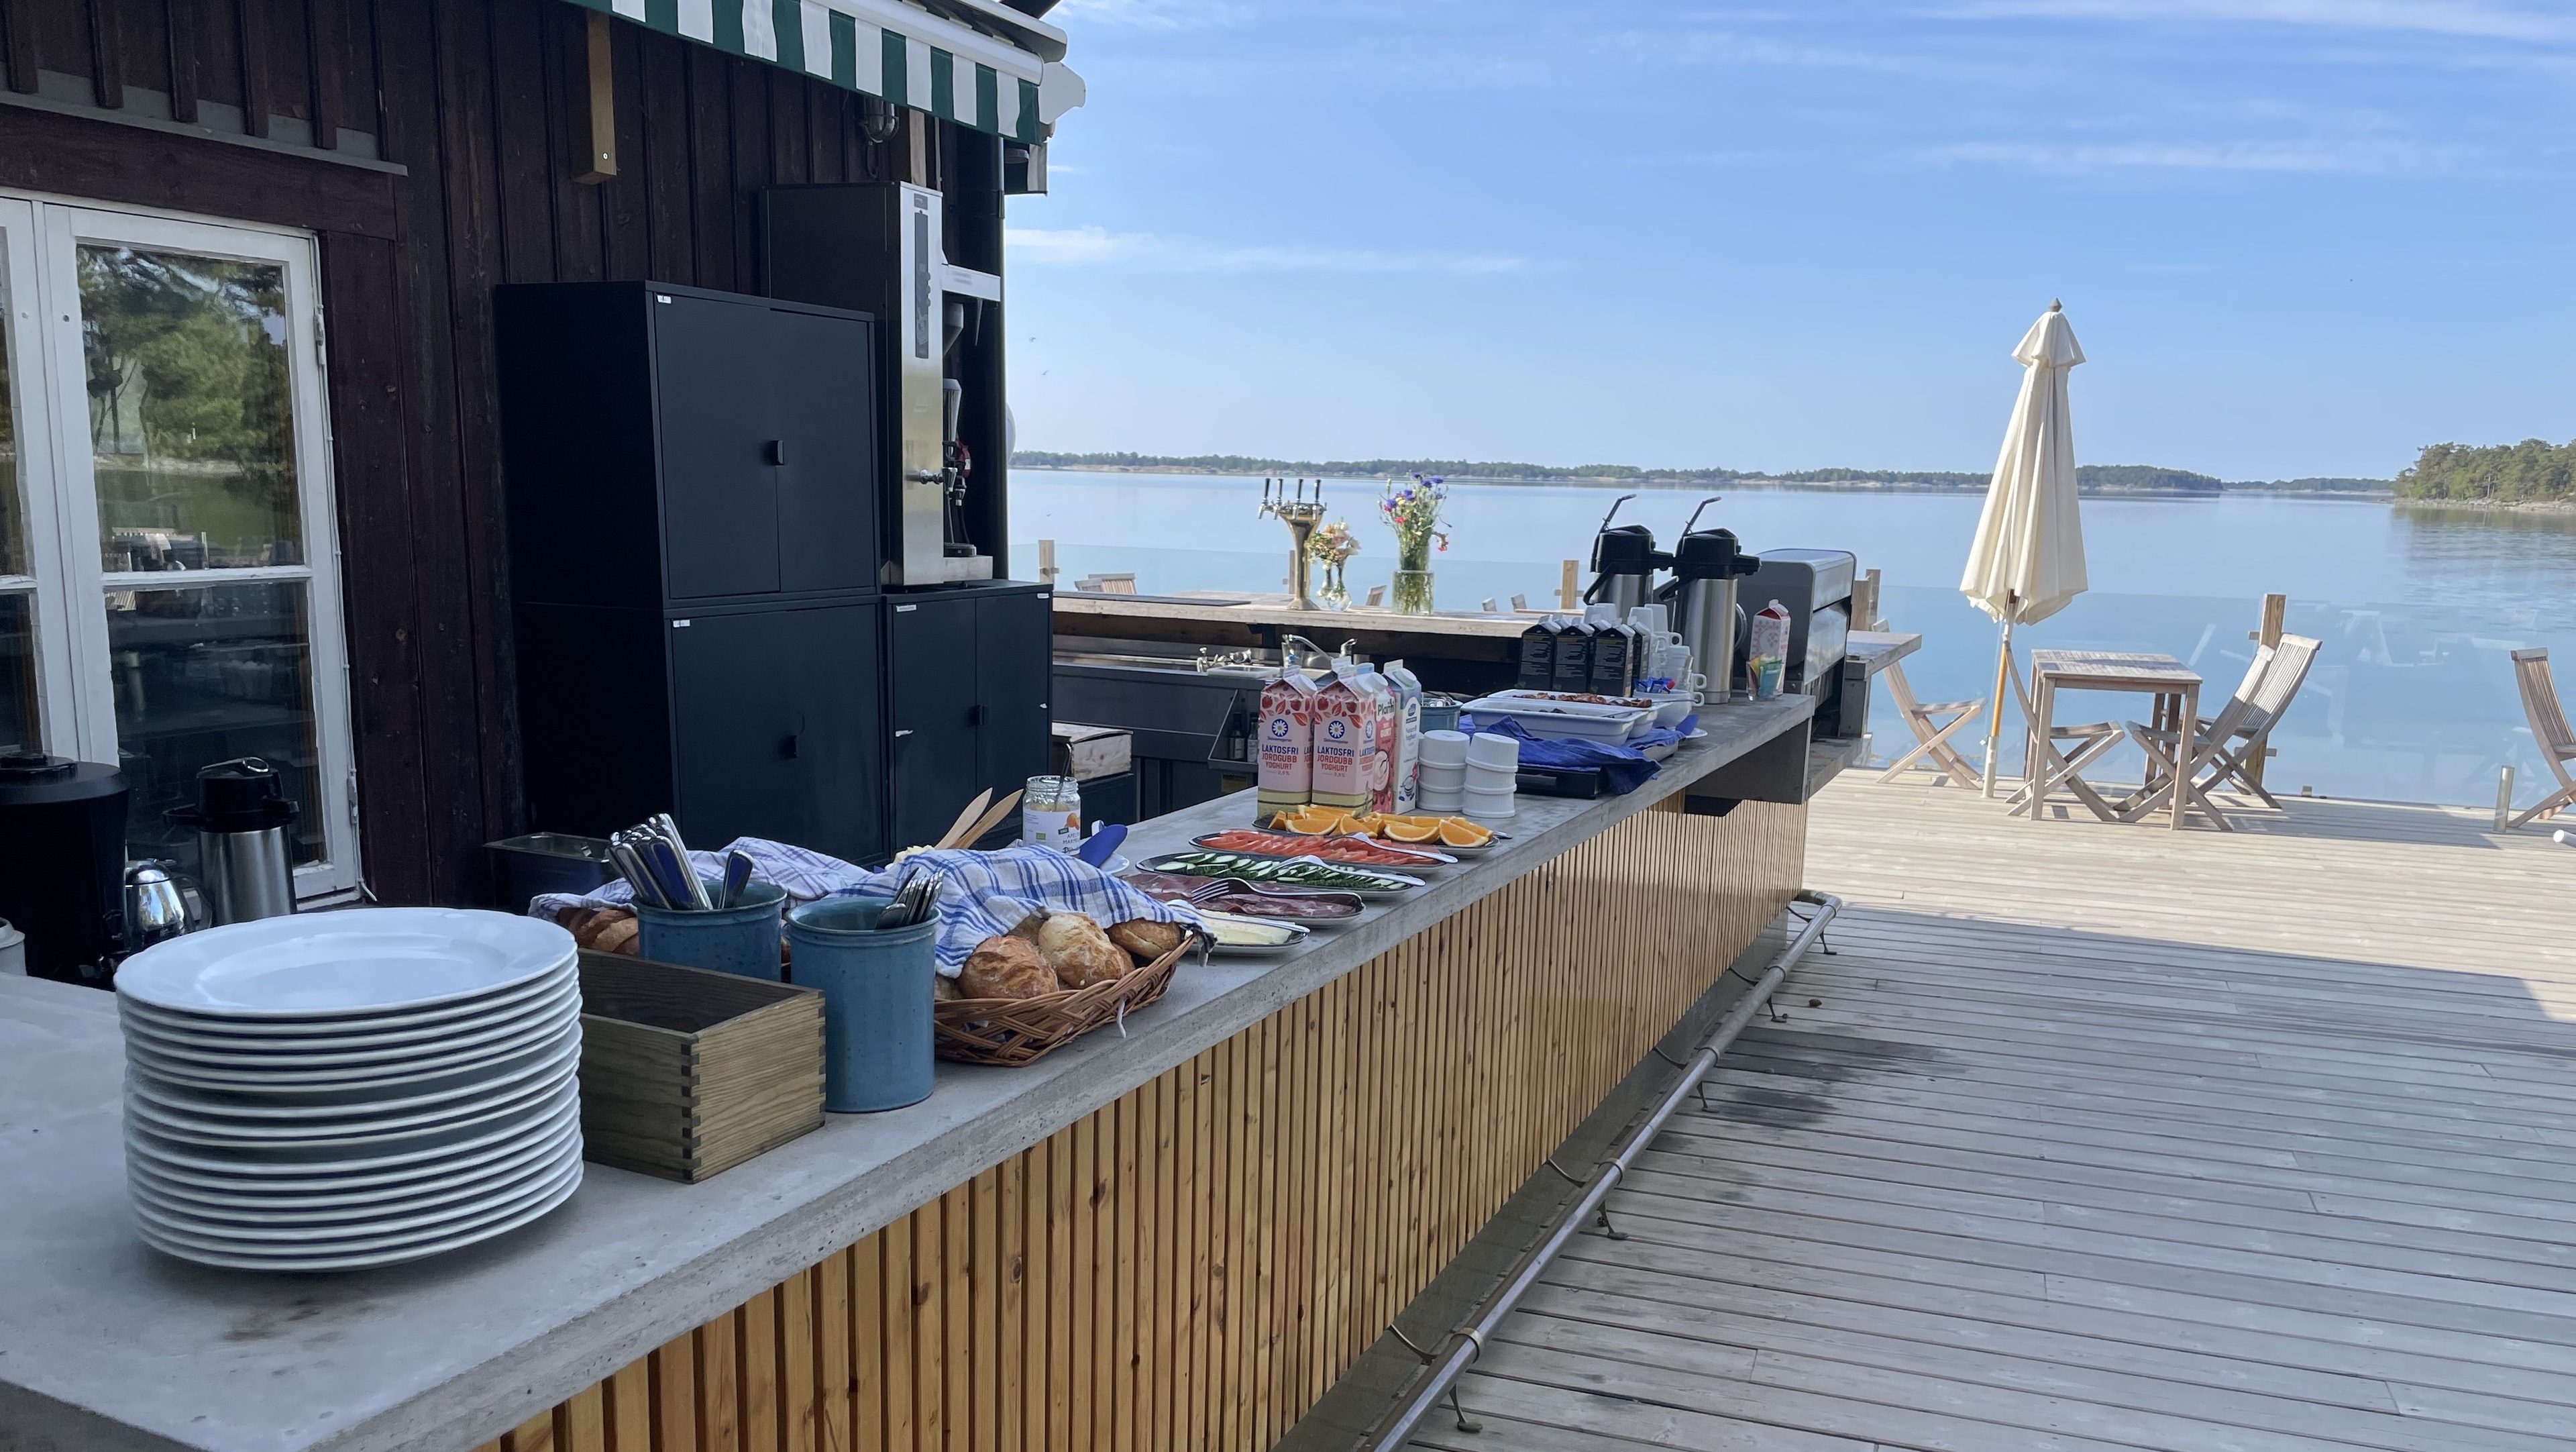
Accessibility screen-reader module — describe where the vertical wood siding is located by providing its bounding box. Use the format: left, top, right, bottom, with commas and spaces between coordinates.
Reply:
1, 0, 910, 903
468, 800, 1806, 1452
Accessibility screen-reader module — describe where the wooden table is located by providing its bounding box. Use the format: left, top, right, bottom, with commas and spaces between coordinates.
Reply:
2025, 650, 2223, 830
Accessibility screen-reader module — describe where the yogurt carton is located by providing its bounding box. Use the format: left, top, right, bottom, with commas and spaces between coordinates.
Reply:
1256, 670, 1320, 818
1354, 667, 1401, 815
1311, 664, 1379, 812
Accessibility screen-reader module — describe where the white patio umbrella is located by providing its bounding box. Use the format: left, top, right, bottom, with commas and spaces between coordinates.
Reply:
1960, 301, 2088, 796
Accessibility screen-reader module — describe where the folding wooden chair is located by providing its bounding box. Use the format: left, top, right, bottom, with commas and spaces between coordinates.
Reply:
2120, 634, 2320, 828
1874, 659, 1986, 789
2004, 656, 2125, 819
2508, 647, 2576, 831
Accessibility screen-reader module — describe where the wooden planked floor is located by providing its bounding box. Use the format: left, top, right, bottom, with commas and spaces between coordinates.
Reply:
1410, 777, 2576, 1451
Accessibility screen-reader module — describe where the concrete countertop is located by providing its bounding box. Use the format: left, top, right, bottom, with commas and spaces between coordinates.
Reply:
0, 695, 1816, 1452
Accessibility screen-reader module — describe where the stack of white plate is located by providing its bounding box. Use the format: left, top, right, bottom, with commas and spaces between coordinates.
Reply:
113, 909, 584, 1272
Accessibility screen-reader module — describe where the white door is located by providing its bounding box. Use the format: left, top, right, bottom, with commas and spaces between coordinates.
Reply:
3, 191, 358, 896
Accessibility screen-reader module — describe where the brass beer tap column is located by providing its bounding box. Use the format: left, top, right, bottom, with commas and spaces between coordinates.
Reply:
1257, 477, 1328, 611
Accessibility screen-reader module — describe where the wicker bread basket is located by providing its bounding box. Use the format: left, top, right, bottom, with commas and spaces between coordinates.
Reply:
932, 936, 1195, 1068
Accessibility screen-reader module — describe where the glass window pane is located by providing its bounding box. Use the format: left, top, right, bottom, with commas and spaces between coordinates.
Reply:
0, 247, 21, 578
106, 582, 325, 873
0, 591, 34, 754
78, 245, 303, 573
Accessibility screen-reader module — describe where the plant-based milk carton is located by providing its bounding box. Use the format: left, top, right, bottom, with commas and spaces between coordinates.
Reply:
1385, 661, 1425, 814
1354, 667, 1401, 815
1311, 664, 1379, 812
1256, 670, 1320, 819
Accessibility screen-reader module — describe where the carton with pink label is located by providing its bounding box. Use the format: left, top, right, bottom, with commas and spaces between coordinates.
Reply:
1256, 670, 1320, 819
1311, 666, 1380, 812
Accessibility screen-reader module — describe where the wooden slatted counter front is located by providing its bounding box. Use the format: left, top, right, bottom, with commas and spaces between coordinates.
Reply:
0, 699, 1815, 1452
474, 802, 1803, 1452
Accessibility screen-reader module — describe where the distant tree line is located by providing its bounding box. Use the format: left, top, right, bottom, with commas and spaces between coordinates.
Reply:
1012, 450, 2387, 493
2394, 439, 2576, 502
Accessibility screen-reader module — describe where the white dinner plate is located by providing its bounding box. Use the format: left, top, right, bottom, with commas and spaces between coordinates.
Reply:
126, 1113, 582, 1212
127, 1027, 581, 1123
119, 979, 576, 1064
135, 1161, 583, 1273
131, 1138, 581, 1239
124, 1060, 574, 1149
123, 1094, 580, 1191
115, 909, 576, 1018
124, 1077, 576, 1165
121, 994, 580, 1081
134, 1157, 583, 1269
115, 964, 576, 1050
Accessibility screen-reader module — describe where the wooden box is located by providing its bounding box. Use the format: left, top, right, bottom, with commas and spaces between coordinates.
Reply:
1051, 721, 1133, 782
576, 950, 826, 1184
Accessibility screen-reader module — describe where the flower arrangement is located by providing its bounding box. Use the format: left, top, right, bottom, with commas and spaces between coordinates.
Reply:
1307, 518, 1362, 609
1379, 474, 1450, 559
1381, 474, 1449, 613
1306, 519, 1362, 568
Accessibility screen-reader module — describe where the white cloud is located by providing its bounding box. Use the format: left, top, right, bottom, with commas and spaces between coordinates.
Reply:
1006, 225, 1529, 276
1935, 0, 2576, 43
1930, 136, 2475, 173
1049, 0, 1251, 31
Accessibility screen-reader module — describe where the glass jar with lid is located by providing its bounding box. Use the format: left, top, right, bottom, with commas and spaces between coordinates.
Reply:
1022, 774, 1083, 852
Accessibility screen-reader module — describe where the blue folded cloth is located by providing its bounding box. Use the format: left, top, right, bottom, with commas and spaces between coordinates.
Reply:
1456, 715, 1685, 796
531, 837, 1191, 976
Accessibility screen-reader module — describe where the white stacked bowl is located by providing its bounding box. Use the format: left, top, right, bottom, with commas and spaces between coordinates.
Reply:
113, 909, 584, 1272
1462, 733, 1520, 818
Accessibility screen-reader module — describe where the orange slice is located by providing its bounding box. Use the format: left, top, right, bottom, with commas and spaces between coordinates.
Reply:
1383, 819, 1440, 843
1438, 819, 1492, 847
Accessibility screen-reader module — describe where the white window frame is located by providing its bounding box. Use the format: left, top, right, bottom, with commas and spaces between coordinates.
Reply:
2, 187, 359, 898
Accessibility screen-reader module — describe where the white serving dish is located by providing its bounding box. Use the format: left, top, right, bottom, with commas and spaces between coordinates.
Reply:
1463, 762, 1519, 792
1464, 731, 1522, 769
1415, 790, 1464, 814
117, 909, 576, 1019
1642, 692, 1699, 728
1417, 761, 1468, 788
1463, 692, 1653, 743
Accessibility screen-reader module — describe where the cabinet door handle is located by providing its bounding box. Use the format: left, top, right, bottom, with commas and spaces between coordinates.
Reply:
766, 439, 788, 466
780, 733, 800, 760
967, 704, 984, 726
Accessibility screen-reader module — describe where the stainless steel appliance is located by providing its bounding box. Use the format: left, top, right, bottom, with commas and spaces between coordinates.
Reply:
1657, 521, 1761, 701
1735, 549, 1857, 691
121, 862, 194, 956
0, 753, 129, 986
166, 758, 298, 926
761, 182, 1004, 586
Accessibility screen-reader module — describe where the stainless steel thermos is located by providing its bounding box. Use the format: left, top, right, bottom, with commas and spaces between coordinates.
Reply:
166, 758, 299, 926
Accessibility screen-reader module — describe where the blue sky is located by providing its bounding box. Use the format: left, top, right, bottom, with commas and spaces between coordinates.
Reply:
1000, 1, 2574, 480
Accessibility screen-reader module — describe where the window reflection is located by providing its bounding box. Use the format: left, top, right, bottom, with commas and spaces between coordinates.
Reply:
0, 594, 33, 754
78, 246, 303, 573
1, 252, 21, 578
106, 582, 323, 873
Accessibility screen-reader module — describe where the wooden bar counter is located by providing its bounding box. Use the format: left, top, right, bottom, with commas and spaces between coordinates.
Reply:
0, 698, 1817, 1452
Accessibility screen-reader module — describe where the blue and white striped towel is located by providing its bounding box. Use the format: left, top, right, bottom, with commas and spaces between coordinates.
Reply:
530, 837, 1193, 976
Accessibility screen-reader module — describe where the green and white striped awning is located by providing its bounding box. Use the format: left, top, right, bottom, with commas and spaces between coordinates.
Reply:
574, 0, 1066, 142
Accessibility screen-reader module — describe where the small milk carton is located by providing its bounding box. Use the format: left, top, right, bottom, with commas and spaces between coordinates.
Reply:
1256, 670, 1320, 819
1384, 661, 1426, 814
1311, 664, 1379, 812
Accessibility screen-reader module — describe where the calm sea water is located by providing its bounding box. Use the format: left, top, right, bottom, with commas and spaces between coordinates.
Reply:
1012, 471, 2576, 811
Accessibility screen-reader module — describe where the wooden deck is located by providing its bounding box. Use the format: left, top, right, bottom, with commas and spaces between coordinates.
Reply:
1411, 778, 2576, 1451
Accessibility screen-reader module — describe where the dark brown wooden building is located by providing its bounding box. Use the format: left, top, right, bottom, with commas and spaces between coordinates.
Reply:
0, 0, 1071, 906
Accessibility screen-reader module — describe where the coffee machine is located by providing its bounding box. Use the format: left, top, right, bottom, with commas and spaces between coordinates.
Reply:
1656, 501, 1762, 701
0, 753, 129, 985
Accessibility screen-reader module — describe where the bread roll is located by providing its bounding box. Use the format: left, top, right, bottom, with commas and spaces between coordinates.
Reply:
590, 915, 640, 955
932, 974, 962, 1002
1037, 913, 1130, 988
1108, 919, 1183, 962
959, 935, 1056, 1000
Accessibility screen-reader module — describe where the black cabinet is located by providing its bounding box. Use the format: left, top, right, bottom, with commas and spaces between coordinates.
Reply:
884, 584, 1053, 849
496, 281, 881, 611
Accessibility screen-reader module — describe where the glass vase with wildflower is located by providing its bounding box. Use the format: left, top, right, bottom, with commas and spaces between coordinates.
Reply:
1307, 519, 1361, 609
1379, 474, 1449, 613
